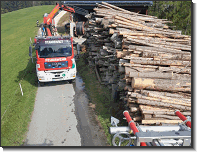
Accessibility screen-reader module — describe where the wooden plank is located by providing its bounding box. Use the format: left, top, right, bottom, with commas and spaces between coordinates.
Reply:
142, 120, 182, 124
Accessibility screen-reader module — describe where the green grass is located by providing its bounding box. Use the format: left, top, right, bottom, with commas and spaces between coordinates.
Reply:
1, 5, 55, 146
76, 54, 114, 146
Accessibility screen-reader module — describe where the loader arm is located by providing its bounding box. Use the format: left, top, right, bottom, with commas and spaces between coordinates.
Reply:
43, 3, 75, 36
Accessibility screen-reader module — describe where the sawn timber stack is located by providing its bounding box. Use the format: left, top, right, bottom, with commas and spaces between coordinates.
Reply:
83, 2, 191, 125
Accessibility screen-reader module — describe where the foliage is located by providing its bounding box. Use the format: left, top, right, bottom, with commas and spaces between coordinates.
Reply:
1, 1, 58, 14
148, 1, 191, 35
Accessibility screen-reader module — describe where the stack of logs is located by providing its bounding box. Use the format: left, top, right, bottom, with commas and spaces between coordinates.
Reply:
83, 2, 191, 125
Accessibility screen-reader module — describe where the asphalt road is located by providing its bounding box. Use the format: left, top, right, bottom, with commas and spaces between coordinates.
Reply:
24, 74, 108, 146
25, 80, 81, 146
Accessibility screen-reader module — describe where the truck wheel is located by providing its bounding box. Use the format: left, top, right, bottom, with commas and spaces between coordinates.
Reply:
76, 22, 85, 36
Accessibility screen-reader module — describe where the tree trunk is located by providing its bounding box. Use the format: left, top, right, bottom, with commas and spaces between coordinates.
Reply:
136, 98, 191, 111
142, 120, 182, 124
153, 114, 179, 120
132, 77, 191, 93
129, 93, 191, 106
129, 71, 173, 79
141, 90, 191, 99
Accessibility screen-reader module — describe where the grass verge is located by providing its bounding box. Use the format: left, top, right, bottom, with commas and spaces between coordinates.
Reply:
1, 5, 55, 146
76, 53, 114, 145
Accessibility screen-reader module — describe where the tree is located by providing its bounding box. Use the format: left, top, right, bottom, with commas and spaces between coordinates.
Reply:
148, 1, 191, 35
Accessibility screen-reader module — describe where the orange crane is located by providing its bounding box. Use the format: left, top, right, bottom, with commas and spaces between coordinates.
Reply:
43, 3, 75, 36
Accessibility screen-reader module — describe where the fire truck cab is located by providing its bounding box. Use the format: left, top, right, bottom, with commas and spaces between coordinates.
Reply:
34, 36, 76, 84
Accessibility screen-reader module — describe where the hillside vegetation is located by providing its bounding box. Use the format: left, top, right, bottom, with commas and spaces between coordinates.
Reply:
1, 5, 55, 146
148, 1, 191, 35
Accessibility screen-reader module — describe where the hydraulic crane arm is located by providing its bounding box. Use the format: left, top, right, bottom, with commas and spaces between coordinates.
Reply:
43, 3, 75, 36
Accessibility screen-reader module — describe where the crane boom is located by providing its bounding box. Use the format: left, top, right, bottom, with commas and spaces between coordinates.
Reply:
43, 3, 75, 36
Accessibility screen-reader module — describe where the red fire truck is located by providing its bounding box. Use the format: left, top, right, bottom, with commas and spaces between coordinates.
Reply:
33, 36, 76, 85
29, 3, 84, 85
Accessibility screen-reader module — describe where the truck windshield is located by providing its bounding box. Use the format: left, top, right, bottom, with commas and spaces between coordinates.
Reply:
38, 44, 72, 58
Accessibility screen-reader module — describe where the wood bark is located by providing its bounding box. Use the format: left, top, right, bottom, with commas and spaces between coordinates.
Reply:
153, 114, 179, 120
133, 116, 142, 121
129, 71, 173, 79
158, 66, 191, 74
143, 114, 152, 120
142, 120, 182, 124
84, 2, 191, 126
123, 45, 190, 55
128, 58, 191, 67
130, 93, 191, 106
123, 63, 158, 69
132, 77, 191, 93
140, 90, 191, 99
136, 98, 191, 111
139, 91, 191, 103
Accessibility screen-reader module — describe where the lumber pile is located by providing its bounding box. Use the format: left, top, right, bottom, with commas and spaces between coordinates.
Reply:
83, 2, 191, 125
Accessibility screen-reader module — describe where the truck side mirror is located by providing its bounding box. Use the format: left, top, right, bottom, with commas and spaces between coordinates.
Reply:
29, 45, 32, 57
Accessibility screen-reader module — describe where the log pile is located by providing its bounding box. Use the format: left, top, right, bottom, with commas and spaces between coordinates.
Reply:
83, 2, 191, 125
